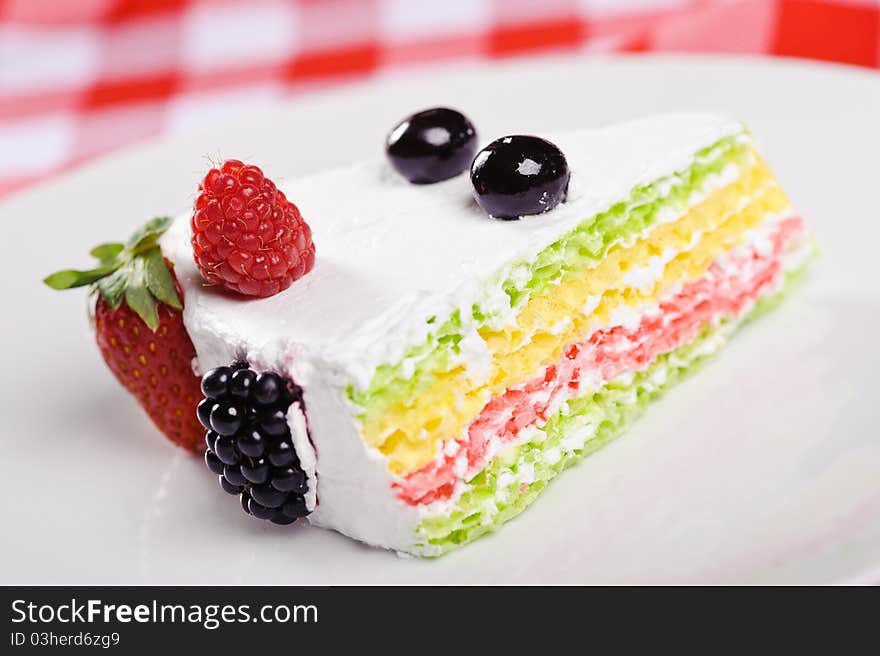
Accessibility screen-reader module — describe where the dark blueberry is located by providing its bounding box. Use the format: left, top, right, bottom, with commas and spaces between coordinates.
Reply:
386, 107, 477, 184
205, 449, 225, 475
197, 398, 217, 429
219, 476, 243, 495
270, 512, 297, 525
223, 464, 247, 487
205, 430, 219, 453
209, 402, 245, 436
470, 135, 569, 220
267, 440, 296, 467
240, 458, 270, 485
201, 366, 231, 399
240, 491, 252, 514
213, 435, 241, 466
250, 484, 286, 509
253, 372, 283, 407
228, 368, 256, 401
236, 428, 266, 458
271, 466, 307, 494
247, 499, 275, 520
281, 495, 309, 519
257, 408, 288, 437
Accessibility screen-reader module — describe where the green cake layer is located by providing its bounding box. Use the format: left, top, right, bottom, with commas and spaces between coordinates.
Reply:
414, 256, 812, 555
349, 133, 751, 425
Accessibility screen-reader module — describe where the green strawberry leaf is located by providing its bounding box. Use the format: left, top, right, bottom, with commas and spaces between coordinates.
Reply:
96, 268, 127, 309
143, 247, 182, 310
43, 264, 120, 290
48, 216, 181, 331
89, 242, 125, 263
123, 257, 159, 330
125, 284, 159, 331
127, 216, 173, 252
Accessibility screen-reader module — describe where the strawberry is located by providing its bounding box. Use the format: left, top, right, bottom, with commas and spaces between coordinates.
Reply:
45, 217, 203, 452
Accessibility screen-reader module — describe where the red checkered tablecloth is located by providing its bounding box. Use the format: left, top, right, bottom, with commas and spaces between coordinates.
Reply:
1, 0, 878, 199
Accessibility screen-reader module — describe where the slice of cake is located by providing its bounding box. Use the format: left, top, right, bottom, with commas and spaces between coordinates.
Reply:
47, 111, 813, 556
167, 113, 812, 556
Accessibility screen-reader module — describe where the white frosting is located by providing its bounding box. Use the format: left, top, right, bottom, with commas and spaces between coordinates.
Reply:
161, 113, 745, 553
287, 401, 317, 512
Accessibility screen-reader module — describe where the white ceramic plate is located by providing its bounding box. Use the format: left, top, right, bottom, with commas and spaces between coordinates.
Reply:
3, 54, 879, 584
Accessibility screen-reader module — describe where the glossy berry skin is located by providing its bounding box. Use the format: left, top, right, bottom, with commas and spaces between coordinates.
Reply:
191, 159, 316, 298
205, 450, 224, 475
228, 368, 256, 400
386, 107, 477, 184
200, 363, 311, 526
94, 287, 203, 452
253, 372, 283, 406
197, 398, 216, 429
201, 367, 230, 398
208, 402, 244, 436
470, 135, 570, 220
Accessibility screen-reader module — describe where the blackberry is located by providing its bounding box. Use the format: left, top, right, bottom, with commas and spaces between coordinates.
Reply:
199, 363, 311, 525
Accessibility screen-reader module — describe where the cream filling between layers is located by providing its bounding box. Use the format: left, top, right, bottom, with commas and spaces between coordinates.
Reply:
373, 165, 786, 475
412, 210, 807, 519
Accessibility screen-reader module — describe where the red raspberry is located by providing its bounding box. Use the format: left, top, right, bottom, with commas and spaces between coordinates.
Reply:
191, 159, 316, 298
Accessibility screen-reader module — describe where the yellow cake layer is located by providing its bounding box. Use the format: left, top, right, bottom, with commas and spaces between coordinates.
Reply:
368, 157, 789, 475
